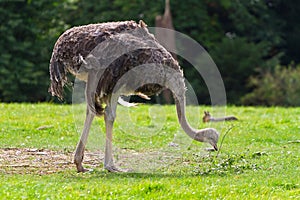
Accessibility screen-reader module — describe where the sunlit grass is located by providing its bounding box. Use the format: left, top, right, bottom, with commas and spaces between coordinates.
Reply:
0, 103, 299, 199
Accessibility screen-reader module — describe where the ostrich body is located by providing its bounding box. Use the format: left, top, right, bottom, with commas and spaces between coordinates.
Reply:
49, 20, 219, 172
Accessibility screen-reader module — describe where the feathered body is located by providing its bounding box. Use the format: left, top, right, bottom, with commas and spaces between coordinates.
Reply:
49, 20, 180, 115
49, 21, 139, 98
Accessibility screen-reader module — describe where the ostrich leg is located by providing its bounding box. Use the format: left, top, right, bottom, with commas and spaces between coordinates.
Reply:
103, 102, 121, 172
74, 109, 95, 172
74, 72, 98, 172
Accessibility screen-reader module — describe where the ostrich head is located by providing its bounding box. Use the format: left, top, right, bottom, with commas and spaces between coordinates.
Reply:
194, 128, 220, 151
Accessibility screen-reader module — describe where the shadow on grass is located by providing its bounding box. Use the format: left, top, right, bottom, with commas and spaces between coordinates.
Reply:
63, 168, 197, 180
63, 151, 266, 180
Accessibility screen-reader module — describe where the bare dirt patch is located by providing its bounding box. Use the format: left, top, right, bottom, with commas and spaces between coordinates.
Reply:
0, 147, 183, 175
0, 148, 103, 175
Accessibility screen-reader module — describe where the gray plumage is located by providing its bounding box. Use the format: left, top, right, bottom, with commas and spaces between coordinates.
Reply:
49, 20, 139, 99
49, 20, 179, 115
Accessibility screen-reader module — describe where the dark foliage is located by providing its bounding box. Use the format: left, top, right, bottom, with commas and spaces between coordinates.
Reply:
0, 0, 299, 105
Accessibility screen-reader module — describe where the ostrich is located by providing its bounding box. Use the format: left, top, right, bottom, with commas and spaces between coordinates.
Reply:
49, 20, 220, 172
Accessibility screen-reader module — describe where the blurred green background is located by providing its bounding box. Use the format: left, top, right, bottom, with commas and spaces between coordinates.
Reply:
1, 0, 300, 106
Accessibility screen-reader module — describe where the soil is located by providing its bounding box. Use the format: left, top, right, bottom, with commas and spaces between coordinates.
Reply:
0, 148, 103, 175
0, 147, 183, 175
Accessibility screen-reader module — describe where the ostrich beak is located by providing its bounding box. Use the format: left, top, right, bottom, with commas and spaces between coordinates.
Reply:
212, 143, 218, 151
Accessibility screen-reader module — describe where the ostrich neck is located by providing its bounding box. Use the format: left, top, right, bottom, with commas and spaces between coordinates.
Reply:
175, 96, 203, 142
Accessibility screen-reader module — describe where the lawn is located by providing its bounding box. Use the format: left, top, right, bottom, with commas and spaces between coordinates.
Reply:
0, 103, 299, 199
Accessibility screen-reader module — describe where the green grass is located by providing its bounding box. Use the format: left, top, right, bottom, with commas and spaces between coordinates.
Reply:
0, 103, 299, 199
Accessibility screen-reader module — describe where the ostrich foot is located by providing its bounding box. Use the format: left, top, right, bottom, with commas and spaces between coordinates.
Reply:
75, 163, 90, 173
105, 165, 131, 173
78, 168, 92, 173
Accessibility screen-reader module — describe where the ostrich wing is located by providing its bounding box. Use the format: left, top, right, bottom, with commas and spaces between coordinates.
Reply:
49, 21, 140, 99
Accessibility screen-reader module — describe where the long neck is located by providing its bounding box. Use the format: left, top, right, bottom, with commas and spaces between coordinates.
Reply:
175, 96, 204, 142
165, 70, 206, 142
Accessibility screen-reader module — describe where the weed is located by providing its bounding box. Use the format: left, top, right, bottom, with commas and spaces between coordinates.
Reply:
193, 151, 263, 176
